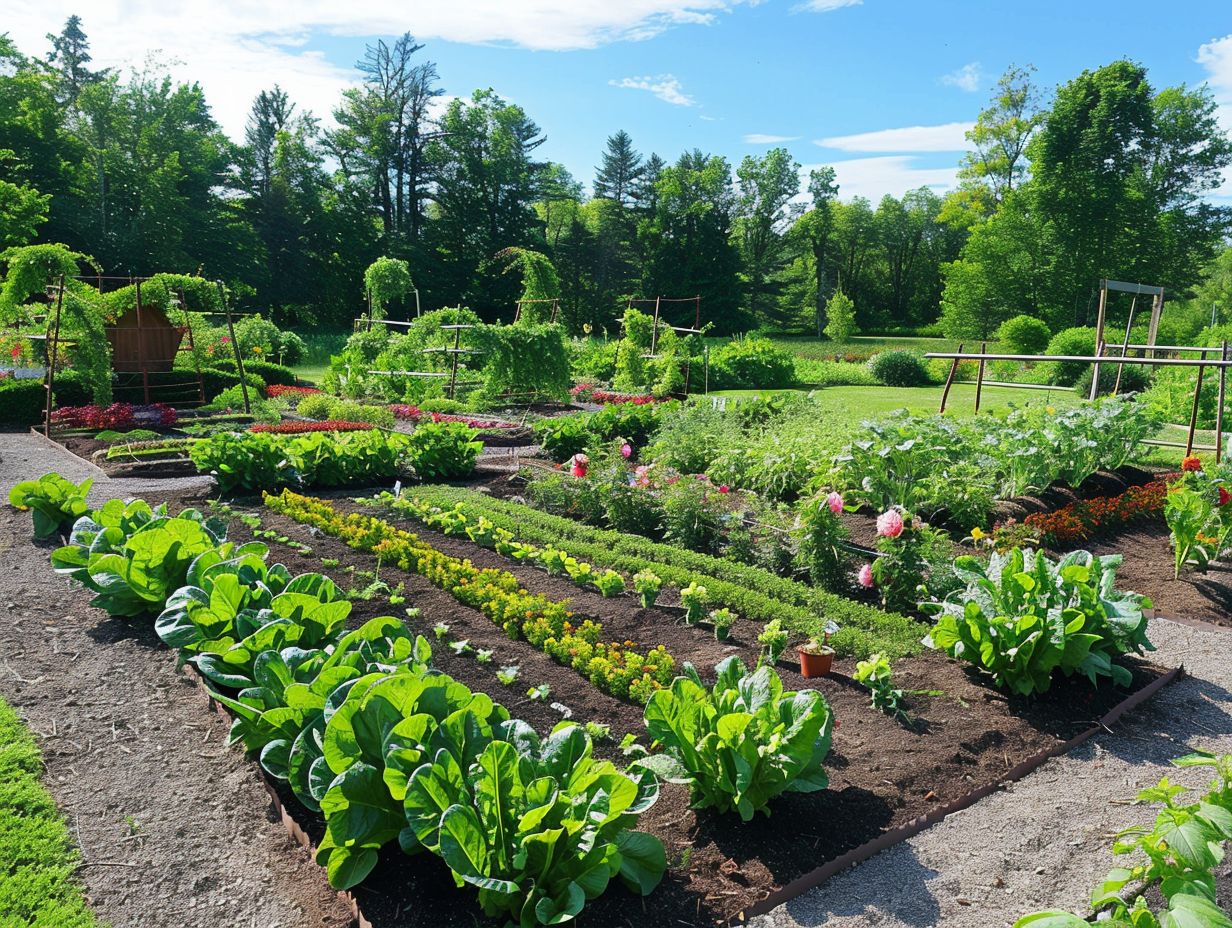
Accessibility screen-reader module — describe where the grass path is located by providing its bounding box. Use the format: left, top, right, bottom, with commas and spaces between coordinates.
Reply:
0, 696, 99, 928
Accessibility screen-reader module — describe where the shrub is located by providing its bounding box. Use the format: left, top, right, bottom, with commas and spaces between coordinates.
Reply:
51, 369, 93, 408
638, 657, 833, 820
922, 548, 1153, 695
868, 349, 932, 387
997, 314, 1052, 355
1074, 361, 1152, 397
570, 338, 618, 381
823, 290, 857, 343
661, 477, 724, 554
405, 421, 482, 480
798, 490, 851, 590
211, 358, 298, 386
197, 367, 267, 402
0, 378, 45, 425
1044, 327, 1097, 385
708, 337, 798, 390
232, 314, 307, 365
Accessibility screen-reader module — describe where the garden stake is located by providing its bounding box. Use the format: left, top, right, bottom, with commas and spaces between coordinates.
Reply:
1186, 362, 1206, 458
938, 342, 963, 414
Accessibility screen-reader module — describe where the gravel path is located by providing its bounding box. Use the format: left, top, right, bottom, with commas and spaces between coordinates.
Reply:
750, 618, 1232, 928
0, 431, 352, 928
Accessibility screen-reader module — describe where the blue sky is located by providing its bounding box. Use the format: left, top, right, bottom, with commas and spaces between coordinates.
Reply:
5, 0, 1232, 201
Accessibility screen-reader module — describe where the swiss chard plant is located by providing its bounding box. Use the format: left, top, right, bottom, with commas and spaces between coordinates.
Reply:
402, 721, 666, 927
8, 472, 93, 539
921, 548, 1153, 696
637, 656, 833, 821
1165, 463, 1232, 578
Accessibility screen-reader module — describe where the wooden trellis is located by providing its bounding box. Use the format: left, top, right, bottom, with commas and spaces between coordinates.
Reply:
927, 346, 1232, 461
624, 295, 707, 395
512, 298, 560, 324
367, 321, 481, 401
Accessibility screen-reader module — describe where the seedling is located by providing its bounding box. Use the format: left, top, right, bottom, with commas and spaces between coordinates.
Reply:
433, 622, 451, 640
496, 665, 521, 685
527, 683, 551, 702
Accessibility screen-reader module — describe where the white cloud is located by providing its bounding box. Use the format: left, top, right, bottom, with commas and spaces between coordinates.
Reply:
792, 0, 862, 12
815, 121, 974, 152
6, 2, 753, 140
940, 62, 982, 93
744, 133, 799, 143
1197, 33, 1232, 201
803, 156, 959, 201
609, 74, 695, 106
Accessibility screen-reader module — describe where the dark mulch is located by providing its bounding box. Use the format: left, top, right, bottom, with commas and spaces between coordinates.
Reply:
229, 496, 1169, 927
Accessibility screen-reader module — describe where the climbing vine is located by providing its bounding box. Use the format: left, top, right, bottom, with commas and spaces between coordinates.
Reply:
364, 257, 413, 320
473, 323, 570, 403
496, 247, 560, 324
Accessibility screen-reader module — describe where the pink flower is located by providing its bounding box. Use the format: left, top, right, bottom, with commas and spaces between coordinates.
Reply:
858, 564, 874, 588
876, 509, 904, 539
621, 443, 632, 458
718, 485, 729, 494
826, 491, 844, 515
569, 453, 589, 478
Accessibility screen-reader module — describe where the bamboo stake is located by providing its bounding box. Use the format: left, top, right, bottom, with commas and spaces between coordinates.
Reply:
1217, 341, 1229, 463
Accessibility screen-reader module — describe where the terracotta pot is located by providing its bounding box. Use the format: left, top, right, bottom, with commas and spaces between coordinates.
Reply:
798, 646, 834, 678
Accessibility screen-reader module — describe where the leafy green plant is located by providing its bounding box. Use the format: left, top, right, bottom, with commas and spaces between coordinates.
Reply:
679, 581, 708, 625
404, 421, 482, 480
710, 608, 734, 641
8, 472, 93, 539
637, 657, 833, 821
1014, 750, 1232, 928
758, 619, 789, 665
496, 665, 520, 685
922, 548, 1154, 695
852, 653, 909, 723
633, 570, 662, 608
591, 569, 625, 598
527, 683, 552, 701
1165, 465, 1232, 578
190, 429, 411, 492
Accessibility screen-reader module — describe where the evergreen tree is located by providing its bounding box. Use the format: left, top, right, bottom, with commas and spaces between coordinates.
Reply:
594, 130, 644, 207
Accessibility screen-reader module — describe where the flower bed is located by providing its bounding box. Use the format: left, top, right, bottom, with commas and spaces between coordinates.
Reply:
570, 383, 665, 405
249, 420, 374, 434
52, 402, 177, 430
263, 490, 678, 702
264, 384, 321, 398
994, 474, 1180, 549
388, 403, 518, 430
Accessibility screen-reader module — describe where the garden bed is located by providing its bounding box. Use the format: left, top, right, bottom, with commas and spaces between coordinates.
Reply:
234, 493, 1175, 926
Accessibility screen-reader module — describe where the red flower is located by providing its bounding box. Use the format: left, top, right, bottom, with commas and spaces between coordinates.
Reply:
718, 485, 729, 494
1219, 486, 1230, 507
1182, 456, 1203, 473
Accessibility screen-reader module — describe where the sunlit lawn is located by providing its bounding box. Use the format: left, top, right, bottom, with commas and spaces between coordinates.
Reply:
708, 383, 1079, 420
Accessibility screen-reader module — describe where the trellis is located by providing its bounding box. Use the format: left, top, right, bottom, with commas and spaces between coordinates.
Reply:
624, 295, 707, 395
366, 321, 481, 401
928, 345, 1232, 461
512, 298, 560, 324
39, 274, 253, 435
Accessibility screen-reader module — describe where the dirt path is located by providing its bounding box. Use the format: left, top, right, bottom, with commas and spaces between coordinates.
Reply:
0, 432, 353, 928
749, 616, 1232, 928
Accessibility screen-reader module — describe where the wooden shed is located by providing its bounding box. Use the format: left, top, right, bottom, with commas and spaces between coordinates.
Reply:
106, 306, 185, 372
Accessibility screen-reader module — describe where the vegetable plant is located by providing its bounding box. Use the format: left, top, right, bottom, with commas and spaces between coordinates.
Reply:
8, 472, 93, 539
404, 421, 482, 481
710, 608, 734, 641
852, 652, 909, 723
632, 570, 662, 608
757, 619, 789, 665
591, 569, 625, 598
638, 657, 833, 820
922, 548, 1153, 696
680, 581, 708, 625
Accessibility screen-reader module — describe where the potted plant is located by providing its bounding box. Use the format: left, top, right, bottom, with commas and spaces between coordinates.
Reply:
797, 621, 839, 678
710, 608, 735, 642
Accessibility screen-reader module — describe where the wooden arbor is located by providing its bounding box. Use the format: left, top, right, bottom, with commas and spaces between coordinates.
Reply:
1091, 279, 1165, 400
624, 296, 706, 395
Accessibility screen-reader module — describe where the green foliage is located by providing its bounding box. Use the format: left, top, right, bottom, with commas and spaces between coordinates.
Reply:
922, 548, 1154, 695
852, 653, 909, 722
1014, 751, 1232, 928
1074, 361, 1152, 398
797, 490, 851, 590
822, 290, 857, 343
707, 337, 798, 390
8, 472, 92, 539
0, 243, 98, 317
997, 314, 1051, 354
0, 377, 48, 425
50, 507, 240, 617
632, 570, 662, 609
189, 430, 411, 492
638, 657, 833, 821
474, 322, 570, 402
1165, 465, 1232, 578
0, 695, 98, 928
1044, 327, 1097, 385
364, 257, 413, 319
533, 402, 664, 462
404, 421, 482, 480
295, 394, 393, 427
497, 246, 560, 323
870, 511, 958, 612
868, 349, 932, 387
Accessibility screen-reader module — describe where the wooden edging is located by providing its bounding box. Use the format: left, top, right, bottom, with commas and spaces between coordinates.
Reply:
170, 649, 1181, 928
732, 663, 1184, 924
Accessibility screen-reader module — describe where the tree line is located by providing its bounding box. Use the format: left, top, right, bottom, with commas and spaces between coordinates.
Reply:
2, 18, 1229, 337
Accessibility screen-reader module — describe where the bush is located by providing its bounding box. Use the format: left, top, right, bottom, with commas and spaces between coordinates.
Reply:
0, 379, 47, 426
197, 368, 267, 402
823, 290, 857, 343
52, 369, 93, 408
211, 358, 298, 386
1074, 361, 1153, 398
232, 314, 307, 365
570, 338, 618, 381
1044, 327, 1097, 385
203, 385, 281, 423
997, 314, 1051, 354
708, 337, 798, 390
295, 394, 393, 428
405, 421, 482, 480
868, 349, 932, 387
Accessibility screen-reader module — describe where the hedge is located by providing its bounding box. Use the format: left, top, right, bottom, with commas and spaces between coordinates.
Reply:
210, 358, 299, 387
399, 486, 926, 659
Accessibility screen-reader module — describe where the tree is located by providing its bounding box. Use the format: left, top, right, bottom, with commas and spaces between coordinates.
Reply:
957, 65, 1042, 209
0, 151, 50, 247
733, 147, 801, 322
594, 131, 644, 207
45, 15, 101, 103
823, 290, 856, 342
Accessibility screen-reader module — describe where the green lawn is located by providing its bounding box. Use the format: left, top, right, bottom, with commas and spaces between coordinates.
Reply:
0, 696, 98, 928
709, 382, 1078, 419
766, 334, 994, 359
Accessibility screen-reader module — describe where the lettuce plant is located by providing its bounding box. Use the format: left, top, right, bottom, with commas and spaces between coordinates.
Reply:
638, 657, 833, 821
591, 569, 625, 598
922, 548, 1153, 696
632, 570, 662, 608
8, 472, 93, 539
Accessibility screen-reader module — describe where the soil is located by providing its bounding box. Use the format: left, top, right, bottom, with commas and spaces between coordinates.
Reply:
234, 494, 1171, 927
